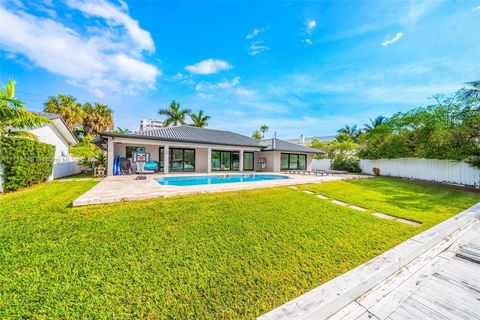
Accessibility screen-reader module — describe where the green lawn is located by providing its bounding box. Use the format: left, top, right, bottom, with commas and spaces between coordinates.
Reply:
298, 177, 479, 229
0, 178, 478, 319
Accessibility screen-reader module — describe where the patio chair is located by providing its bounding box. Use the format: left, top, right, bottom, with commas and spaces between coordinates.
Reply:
120, 158, 132, 175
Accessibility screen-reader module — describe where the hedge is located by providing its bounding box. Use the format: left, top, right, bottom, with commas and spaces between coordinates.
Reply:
0, 137, 55, 192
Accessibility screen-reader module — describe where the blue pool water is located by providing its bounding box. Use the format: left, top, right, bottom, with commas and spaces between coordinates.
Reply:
155, 174, 289, 186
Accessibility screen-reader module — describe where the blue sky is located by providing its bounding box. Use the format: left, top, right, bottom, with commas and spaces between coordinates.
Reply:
1, 0, 479, 138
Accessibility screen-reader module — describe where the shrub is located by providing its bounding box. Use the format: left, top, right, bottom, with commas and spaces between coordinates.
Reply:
331, 158, 361, 173
0, 137, 55, 192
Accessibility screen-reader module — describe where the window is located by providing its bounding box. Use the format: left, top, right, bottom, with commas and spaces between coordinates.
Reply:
211, 150, 221, 171
212, 150, 241, 171
243, 152, 254, 171
159, 147, 164, 172
281, 153, 307, 170
221, 151, 231, 171
232, 152, 240, 171
126, 146, 145, 158
170, 148, 195, 172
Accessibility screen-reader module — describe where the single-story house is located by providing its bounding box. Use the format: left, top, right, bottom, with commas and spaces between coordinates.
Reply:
30, 112, 80, 179
99, 126, 323, 176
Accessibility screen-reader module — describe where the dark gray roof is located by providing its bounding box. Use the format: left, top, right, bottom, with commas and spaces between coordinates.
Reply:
32, 111, 62, 120
259, 138, 324, 154
101, 125, 261, 148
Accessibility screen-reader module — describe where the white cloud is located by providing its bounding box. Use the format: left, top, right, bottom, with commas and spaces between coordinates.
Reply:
248, 40, 269, 56
66, 0, 155, 52
246, 27, 269, 56
195, 77, 240, 91
306, 20, 317, 33
401, 0, 440, 26
0, 1, 159, 97
381, 32, 404, 46
185, 58, 232, 74
304, 19, 317, 44
246, 27, 265, 40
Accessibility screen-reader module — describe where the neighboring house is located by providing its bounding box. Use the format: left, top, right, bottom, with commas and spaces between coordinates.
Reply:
99, 126, 323, 176
286, 134, 336, 146
139, 119, 164, 131
30, 112, 80, 179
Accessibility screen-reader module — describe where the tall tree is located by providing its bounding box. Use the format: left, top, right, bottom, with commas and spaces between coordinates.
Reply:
190, 110, 210, 127
82, 102, 114, 136
364, 116, 389, 132
259, 124, 269, 138
251, 130, 262, 140
44, 94, 83, 131
463, 81, 480, 99
111, 127, 131, 134
158, 100, 191, 126
0, 79, 49, 139
338, 124, 360, 142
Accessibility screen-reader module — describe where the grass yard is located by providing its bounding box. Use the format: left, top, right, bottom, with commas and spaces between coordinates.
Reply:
0, 177, 478, 319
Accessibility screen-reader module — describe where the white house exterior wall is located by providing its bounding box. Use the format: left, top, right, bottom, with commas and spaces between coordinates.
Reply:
27, 124, 80, 179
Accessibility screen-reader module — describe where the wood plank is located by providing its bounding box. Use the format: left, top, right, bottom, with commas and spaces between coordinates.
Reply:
413, 276, 480, 320
434, 258, 480, 293
389, 297, 450, 320
327, 301, 366, 320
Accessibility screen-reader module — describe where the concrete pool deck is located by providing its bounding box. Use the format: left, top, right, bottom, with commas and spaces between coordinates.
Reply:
72, 172, 369, 207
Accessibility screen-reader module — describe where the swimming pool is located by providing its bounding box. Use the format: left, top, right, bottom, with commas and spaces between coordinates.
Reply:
155, 174, 289, 186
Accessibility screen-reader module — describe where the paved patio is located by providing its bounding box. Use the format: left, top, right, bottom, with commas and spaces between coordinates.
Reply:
72, 172, 367, 206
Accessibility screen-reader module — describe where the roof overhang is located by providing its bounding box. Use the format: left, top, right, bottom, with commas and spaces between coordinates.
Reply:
51, 118, 77, 145
101, 132, 262, 148
260, 148, 324, 154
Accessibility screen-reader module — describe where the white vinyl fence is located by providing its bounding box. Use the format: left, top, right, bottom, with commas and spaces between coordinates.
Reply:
50, 160, 81, 180
360, 158, 480, 187
311, 159, 332, 171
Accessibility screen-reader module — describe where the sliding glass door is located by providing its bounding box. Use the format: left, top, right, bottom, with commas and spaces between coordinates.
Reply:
170, 148, 195, 172
281, 153, 307, 170
211, 150, 240, 171
243, 152, 254, 171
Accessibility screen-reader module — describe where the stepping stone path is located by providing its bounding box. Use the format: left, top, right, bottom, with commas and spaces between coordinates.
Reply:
349, 205, 368, 212
331, 199, 348, 206
373, 212, 395, 220
290, 187, 421, 227
395, 217, 421, 226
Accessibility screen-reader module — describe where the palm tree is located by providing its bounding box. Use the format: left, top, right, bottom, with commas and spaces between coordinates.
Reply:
190, 110, 210, 127
259, 124, 269, 138
111, 127, 131, 133
251, 130, 262, 140
158, 100, 191, 126
82, 102, 114, 136
463, 81, 480, 99
44, 94, 83, 131
364, 116, 389, 132
337, 124, 360, 141
0, 79, 49, 139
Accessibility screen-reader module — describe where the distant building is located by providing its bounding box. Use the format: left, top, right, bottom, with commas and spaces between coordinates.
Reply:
286, 134, 336, 146
140, 119, 164, 131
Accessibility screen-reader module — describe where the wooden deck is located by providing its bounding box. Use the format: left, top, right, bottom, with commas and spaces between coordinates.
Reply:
331, 219, 480, 320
